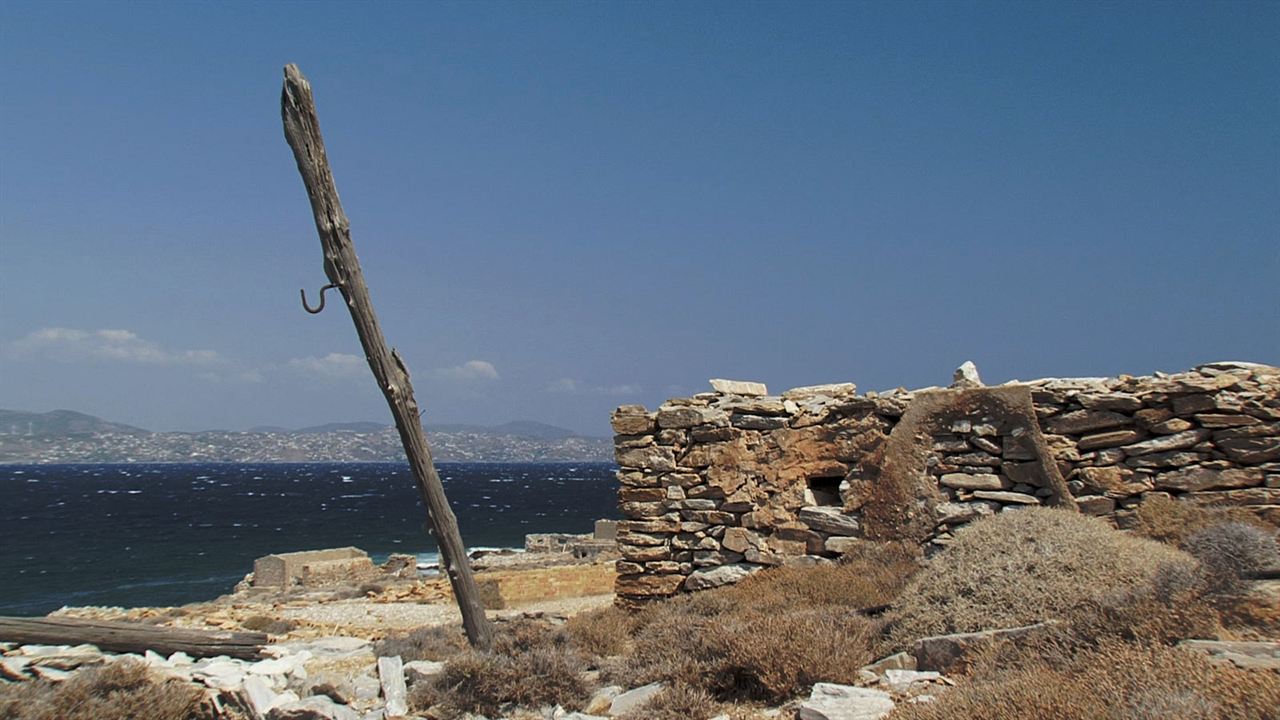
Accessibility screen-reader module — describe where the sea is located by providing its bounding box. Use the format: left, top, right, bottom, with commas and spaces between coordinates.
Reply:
0, 462, 618, 616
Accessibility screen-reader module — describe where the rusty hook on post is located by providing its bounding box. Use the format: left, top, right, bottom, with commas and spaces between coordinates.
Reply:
301, 283, 340, 314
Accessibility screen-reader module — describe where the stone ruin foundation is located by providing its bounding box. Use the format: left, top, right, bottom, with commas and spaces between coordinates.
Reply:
611, 363, 1280, 606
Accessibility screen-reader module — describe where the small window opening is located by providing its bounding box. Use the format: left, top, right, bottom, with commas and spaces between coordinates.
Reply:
807, 476, 843, 507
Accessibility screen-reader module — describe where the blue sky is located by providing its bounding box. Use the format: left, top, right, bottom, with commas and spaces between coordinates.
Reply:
1, 1, 1276, 436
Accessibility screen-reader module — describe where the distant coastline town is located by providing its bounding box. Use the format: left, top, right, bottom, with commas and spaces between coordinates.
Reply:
0, 409, 612, 464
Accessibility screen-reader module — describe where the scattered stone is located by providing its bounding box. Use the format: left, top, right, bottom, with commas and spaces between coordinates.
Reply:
882, 669, 940, 693
402, 660, 444, 686
913, 622, 1056, 673
267, 696, 360, 720
584, 685, 622, 714
377, 656, 408, 718
798, 683, 895, 720
609, 682, 664, 716
862, 652, 916, 675
1178, 640, 1280, 672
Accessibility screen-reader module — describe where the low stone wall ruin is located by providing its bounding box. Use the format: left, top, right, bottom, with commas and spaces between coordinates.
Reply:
611, 363, 1279, 606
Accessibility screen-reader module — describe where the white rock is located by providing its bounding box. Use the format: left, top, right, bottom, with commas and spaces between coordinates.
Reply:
243, 675, 282, 719
882, 669, 940, 692
710, 379, 768, 396
952, 361, 983, 388
403, 659, 445, 685
250, 657, 296, 675
377, 656, 409, 718
798, 683, 895, 720
584, 685, 622, 714
609, 682, 664, 716
0, 656, 31, 681
684, 564, 756, 591
167, 651, 194, 666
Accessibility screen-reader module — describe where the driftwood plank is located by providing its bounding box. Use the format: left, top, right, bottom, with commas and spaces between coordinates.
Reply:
280, 63, 494, 650
0, 616, 268, 659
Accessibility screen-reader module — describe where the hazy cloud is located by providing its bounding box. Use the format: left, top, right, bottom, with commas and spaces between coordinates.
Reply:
548, 377, 640, 396
286, 352, 367, 380
438, 359, 500, 382
9, 327, 227, 367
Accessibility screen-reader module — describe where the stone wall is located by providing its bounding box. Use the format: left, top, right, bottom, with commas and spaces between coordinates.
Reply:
472, 562, 618, 608
611, 363, 1280, 606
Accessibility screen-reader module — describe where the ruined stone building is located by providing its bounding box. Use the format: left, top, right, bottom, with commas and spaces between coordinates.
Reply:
611, 363, 1279, 606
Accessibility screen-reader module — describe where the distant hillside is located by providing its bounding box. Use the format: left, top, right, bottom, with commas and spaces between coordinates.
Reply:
0, 409, 609, 463
0, 409, 148, 437
294, 421, 389, 434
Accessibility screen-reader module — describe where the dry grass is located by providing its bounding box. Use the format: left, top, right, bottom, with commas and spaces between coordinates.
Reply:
887, 640, 1280, 720
1183, 521, 1279, 596
0, 659, 210, 720
1131, 495, 1272, 546
562, 604, 637, 657
239, 614, 297, 635
617, 604, 878, 702
882, 507, 1195, 650
373, 624, 468, 662
409, 644, 589, 716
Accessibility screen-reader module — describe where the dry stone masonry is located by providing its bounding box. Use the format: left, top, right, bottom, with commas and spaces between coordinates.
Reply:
611, 363, 1280, 605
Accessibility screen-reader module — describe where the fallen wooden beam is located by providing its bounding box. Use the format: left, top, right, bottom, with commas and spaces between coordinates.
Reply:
0, 616, 268, 660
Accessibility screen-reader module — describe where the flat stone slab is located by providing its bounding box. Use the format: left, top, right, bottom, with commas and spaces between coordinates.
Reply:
798, 683, 895, 720
710, 379, 768, 396
610, 682, 664, 716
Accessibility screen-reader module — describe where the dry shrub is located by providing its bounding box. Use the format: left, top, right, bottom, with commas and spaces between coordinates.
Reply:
621, 607, 876, 702
888, 640, 1280, 720
618, 683, 722, 720
1183, 521, 1279, 596
563, 604, 637, 657
726, 541, 919, 612
0, 659, 209, 720
1061, 562, 1221, 648
410, 645, 588, 716
1131, 495, 1270, 546
883, 507, 1194, 650
240, 614, 297, 635
374, 624, 468, 662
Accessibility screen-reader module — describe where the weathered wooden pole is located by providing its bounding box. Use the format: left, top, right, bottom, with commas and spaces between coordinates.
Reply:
280, 63, 493, 650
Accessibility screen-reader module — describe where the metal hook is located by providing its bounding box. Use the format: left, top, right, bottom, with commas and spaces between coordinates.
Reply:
301, 283, 339, 314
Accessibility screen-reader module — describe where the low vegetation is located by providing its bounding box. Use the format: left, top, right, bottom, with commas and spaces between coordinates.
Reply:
890, 639, 1280, 720
882, 507, 1196, 648
0, 659, 210, 720
400, 505, 1278, 719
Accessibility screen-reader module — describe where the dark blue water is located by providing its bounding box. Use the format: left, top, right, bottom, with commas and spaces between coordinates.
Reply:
0, 462, 618, 615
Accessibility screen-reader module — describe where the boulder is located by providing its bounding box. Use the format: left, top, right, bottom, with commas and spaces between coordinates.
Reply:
376, 656, 408, 718
584, 685, 622, 714
402, 660, 444, 686
798, 683, 895, 720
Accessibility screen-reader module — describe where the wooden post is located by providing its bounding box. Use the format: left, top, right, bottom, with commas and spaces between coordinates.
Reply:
280, 64, 494, 650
